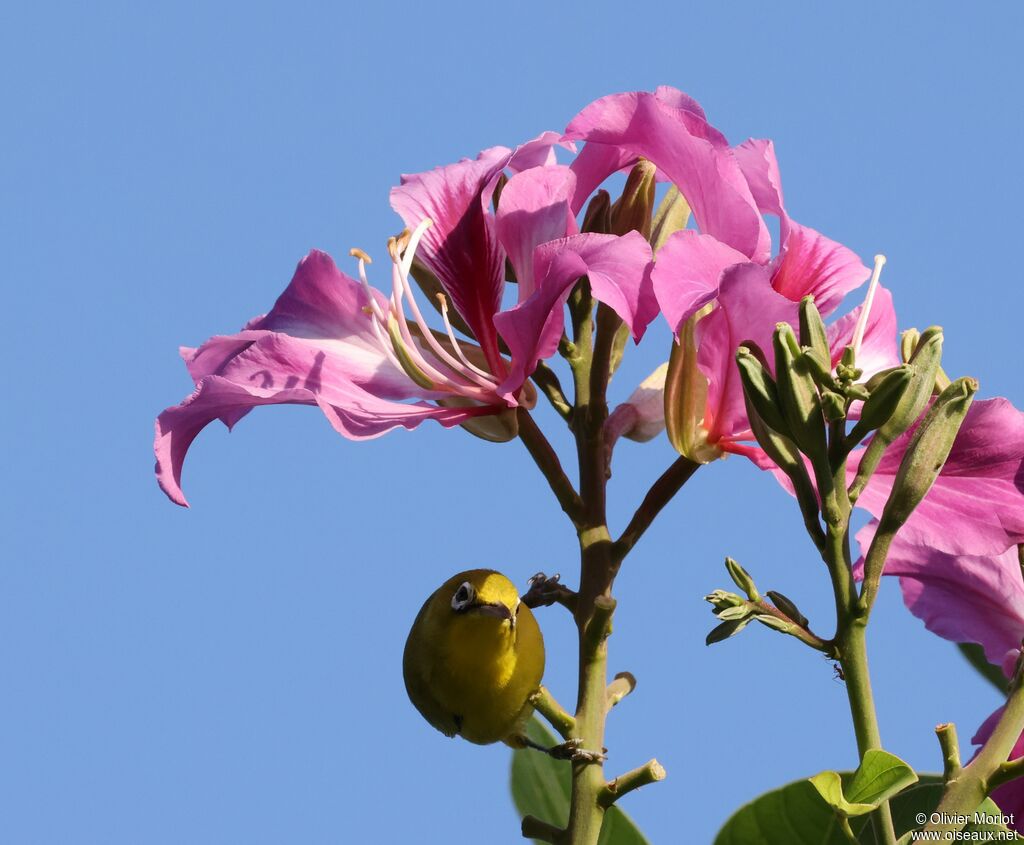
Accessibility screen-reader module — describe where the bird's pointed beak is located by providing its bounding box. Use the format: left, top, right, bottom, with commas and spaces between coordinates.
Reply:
476, 602, 516, 626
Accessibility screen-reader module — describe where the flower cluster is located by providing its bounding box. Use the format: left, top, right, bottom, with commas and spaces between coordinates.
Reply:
155, 85, 1024, 821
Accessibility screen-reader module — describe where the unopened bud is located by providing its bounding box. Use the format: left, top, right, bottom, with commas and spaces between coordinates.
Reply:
773, 323, 828, 461
704, 589, 746, 611
650, 184, 691, 252
850, 328, 944, 500
799, 297, 831, 375
847, 366, 913, 444
876, 376, 977, 533
607, 362, 668, 443
736, 348, 790, 437
725, 557, 760, 602
610, 160, 657, 238
801, 348, 841, 392
581, 189, 612, 234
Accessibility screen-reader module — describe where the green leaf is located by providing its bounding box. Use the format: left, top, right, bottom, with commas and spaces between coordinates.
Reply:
809, 770, 879, 818
510, 718, 651, 845
716, 772, 1021, 844
846, 750, 919, 807
811, 750, 918, 818
958, 642, 1009, 695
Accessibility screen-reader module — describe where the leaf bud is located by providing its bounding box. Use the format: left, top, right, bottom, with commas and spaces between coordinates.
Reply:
725, 557, 761, 602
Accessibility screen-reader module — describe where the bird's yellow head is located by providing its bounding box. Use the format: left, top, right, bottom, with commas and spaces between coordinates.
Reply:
443, 569, 522, 628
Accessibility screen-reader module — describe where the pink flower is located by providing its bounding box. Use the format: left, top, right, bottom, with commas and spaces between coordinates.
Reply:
849, 400, 1024, 828
571, 88, 888, 460
155, 136, 653, 506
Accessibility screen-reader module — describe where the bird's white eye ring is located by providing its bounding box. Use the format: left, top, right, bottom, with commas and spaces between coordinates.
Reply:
451, 581, 475, 611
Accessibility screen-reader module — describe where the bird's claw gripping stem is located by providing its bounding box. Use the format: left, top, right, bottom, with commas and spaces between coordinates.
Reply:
523, 572, 578, 612
547, 738, 607, 764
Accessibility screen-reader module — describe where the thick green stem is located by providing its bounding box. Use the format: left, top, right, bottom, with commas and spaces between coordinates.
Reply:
925, 670, 1024, 834
836, 622, 897, 844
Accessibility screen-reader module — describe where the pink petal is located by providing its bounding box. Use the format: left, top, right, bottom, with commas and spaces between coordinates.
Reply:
564, 90, 770, 261
390, 148, 508, 369
695, 263, 799, 445
505, 130, 569, 173
853, 398, 1024, 556
493, 231, 654, 399
390, 134, 563, 371
770, 223, 870, 316
495, 165, 578, 300
859, 522, 1024, 670
972, 710, 1024, 832
155, 332, 493, 507
732, 138, 786, 232
827, 285, 900, 379
651, 229, 748, 335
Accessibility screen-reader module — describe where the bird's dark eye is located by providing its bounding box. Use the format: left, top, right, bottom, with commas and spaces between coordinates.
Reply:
451, 581, 475, 611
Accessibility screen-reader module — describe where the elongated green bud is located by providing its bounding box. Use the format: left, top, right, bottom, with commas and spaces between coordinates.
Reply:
773, 323, 828, 461
581, 189, 612, 234
849, 328, 944, 501
876, 376, 977, 532
610, 159, 657, 238
864, 366, 903, 392
650, 184, 691, 252
799, 297, 831, 374
766, 590, 809, 628
801, 349, 842, 394
736, 347, 791, 436
725, 557, 760, 602
847, 366, 914, 444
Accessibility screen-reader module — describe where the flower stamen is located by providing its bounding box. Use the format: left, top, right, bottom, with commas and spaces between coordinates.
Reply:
851, 254, 886, 360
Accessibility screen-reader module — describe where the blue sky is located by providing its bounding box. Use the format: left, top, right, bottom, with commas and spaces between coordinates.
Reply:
3, 2, 1022, 842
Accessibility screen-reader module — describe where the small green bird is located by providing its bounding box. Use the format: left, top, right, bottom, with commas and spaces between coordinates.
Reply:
403, 569, 545, 746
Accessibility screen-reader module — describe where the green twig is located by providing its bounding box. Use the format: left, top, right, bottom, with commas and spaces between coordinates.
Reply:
612, 456, 700, 561
598, 759, 666, 808
516, 409, 584, 525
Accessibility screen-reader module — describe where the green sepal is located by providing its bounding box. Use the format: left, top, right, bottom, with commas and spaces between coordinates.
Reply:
665, 304, 720, 463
